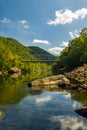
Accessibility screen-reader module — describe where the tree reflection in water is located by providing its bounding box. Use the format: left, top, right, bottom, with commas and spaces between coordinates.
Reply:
0, 71, 49, 105
0, 73, 87, 130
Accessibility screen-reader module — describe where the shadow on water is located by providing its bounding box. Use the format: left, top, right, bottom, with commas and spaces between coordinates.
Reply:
0, 72, 87, 130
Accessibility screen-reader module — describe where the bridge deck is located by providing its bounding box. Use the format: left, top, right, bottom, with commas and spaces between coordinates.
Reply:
21, 60, 56, 62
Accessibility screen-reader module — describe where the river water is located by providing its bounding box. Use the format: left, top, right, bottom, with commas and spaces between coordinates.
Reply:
0, 72, 87, 130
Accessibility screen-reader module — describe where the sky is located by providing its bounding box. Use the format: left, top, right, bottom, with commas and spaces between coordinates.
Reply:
0, 0, 87, 55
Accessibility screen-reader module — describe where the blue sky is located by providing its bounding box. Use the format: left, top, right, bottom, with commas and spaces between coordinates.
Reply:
0, 0, 87, 55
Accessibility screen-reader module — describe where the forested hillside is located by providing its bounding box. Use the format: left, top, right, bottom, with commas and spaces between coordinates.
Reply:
0, 37, 35, 60
52, 28, 87, 74
0, 36, 55, 71
28, 46, 56, 61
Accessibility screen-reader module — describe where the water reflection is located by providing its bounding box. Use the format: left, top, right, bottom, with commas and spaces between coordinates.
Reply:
0, 71, 49, 105
49, 115, 87, 130
0, 73, 87, 130
0, 90, 86, 130
70, 90, 87, 105
36, 96, 51, 105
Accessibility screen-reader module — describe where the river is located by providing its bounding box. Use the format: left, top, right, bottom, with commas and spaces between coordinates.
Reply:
0, 72, 87, 130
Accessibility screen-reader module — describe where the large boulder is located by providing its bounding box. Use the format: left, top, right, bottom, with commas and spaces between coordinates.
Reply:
28, 75, 70, 88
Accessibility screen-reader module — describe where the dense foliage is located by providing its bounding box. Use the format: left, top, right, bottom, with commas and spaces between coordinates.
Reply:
0, 36, 55, 71
0, 41, 20, 70
52, 28, 87, 74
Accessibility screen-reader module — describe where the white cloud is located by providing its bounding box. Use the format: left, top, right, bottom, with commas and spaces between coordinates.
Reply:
69, 32, 74, 39
49, 115, 87, 130
47, 8, 87, 25
19, 20, 27, 24
33, 39, 50, 45
1, 18, 11, 23
18, 20, 29, 28
48, 47, 64, 55
69, 30, 80, 39
60, 41, 69, 47
23, 25, 29, 29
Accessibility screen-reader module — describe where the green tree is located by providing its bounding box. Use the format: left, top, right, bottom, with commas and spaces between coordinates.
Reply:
52, 28, 87, 74
80, 27, 87, 36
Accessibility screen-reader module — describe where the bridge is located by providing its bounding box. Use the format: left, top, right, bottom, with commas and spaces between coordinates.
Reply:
21, 54, 57, 62
21, 59, 57, 62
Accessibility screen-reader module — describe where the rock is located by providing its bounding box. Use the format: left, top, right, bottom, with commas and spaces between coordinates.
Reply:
75, 106, 87, 118
0, 71, 3, 75
10, 72, 21, 78
28, 82, 32, 87
9, 67, 21, 74
0, 71, 8, 75
65, 66, 87, 90
58, 83, 66, 88
29, 75, 70, 89
83, 84, 87, 88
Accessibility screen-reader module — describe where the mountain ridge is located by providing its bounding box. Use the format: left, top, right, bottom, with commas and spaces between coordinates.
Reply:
28, 46, 56, 61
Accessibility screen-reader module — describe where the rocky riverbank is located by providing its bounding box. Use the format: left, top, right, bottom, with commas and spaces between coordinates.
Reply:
65, 66, 87, 91
0, 67, 21, 75
28, 66, 87, 91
